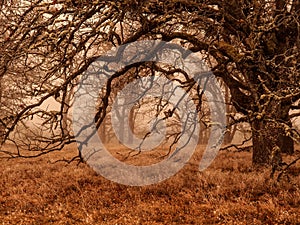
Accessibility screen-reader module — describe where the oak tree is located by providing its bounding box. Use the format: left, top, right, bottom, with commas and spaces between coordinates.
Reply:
0, 0, 299, 166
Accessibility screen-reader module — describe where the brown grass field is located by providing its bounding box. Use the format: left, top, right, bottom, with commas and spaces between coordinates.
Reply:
0, 144, 300, 224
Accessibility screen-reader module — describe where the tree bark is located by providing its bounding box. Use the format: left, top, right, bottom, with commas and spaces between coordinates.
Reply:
279, 133, 294, 154
99, 121, 107, 144
223, 85, 237, 144
277, 111, 294, 155
128, 107, 134, 145
251, 104, 294, 165
276, 103, 294, 155
251, 119, 275, 164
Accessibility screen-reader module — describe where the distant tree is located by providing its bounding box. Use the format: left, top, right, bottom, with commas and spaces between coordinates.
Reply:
0, 0, 299, 167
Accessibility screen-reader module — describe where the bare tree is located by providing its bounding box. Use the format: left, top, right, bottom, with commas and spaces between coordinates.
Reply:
142, 0, 300, 164
0, 0, 299, 167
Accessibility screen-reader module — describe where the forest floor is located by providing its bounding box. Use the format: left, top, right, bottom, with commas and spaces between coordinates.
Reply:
0, 144, 300, 225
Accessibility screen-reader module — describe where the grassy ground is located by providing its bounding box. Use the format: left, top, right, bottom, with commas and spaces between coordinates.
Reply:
0, 144, 300, 224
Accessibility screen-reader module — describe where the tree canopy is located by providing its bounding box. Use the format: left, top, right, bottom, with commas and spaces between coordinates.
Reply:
0, 0, 299, 167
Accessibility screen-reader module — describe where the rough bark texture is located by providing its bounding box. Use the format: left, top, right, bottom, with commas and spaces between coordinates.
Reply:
251, 120, 273, 164
252, 101, 294, 165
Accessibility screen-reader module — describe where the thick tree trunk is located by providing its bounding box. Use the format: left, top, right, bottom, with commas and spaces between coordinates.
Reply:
276, 104, 294, 155
251, 105, 294, 165
251, 119, 276, 164
279, 134, 294, 154
277, 118, 294, 155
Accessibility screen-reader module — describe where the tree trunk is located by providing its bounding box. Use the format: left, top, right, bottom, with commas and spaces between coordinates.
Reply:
279, 134, 294, 154
279, 119, 295, 155
276, 103, 294, 155
223, 85, 237, 144
99, 121, 107, 144
223, 124, 237, 145
251, 119, 275, 164
251, 104, 294, 165
62, 86, 73, 137
0, 83, 4, 143
128, 108, 134, 145
0, 124, 4, 143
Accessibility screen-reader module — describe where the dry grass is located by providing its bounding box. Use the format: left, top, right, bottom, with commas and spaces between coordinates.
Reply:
0, 144, 300, 224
